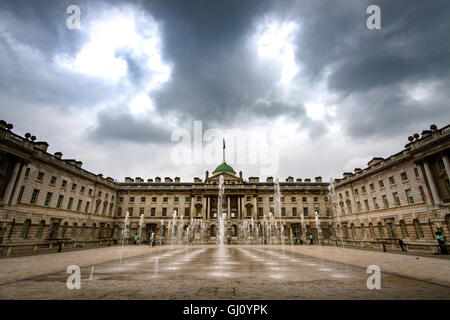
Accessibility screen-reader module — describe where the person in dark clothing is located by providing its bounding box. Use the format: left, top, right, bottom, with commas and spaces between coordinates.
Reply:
436, 232, 448, 254
398, 239, 406, 252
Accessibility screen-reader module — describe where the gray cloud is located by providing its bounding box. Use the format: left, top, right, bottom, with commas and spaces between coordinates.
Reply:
0, 0, 449, 178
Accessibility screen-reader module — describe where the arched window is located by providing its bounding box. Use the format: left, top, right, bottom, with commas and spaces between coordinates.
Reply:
400, 220, 409, 238
387, 222, 396, 238
61, 222, 68, 238
91, 223, 96, 238
350, 223, 356, 238
377, 222, 384, 238
231, 225, 237, 237
328, 225, 334, 237
80, 223, 86, 238
36, 220, 45, 238
413, 219, 424, 238
210, 225, 216, 237
360, 223, 366, 238
71, 223, 78, 237
21, 219, 31, 239
369, 223, 375, 238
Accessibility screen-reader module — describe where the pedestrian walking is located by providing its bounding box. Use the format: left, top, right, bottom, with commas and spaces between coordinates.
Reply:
398, 239, 406, 252
436, 232, 448, 254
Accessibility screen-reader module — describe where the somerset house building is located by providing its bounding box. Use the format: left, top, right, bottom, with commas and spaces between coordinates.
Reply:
0, 120, 448, 256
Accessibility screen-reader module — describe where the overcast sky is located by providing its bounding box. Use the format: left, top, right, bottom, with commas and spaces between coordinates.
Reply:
1, 0, 449, 182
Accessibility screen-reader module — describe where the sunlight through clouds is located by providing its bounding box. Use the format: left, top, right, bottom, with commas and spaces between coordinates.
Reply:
256, 17, 299, 86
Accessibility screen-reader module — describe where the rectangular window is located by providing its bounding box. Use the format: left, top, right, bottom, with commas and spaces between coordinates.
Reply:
389, 176, 395, 185
258, 207, 263, 216
269, 197, 274, 202
414, 167, 419, 178
184, 207, 190, 217
419, 186, 426, 203
326, 208, 331, 216
80, 186, 85, 193
119, 197, 123, 203
339, 193, 343, 199
30, 189, 40, 204
361, 186, 366, 193
184, 196, 190, 203
44, 192, 52, 206
401, 172, 408, 181
246, 196, 251, 202
373, 197, 379, 210
174, 197, 179, 203
364, 199, 370, 211
357, 201, 362, 212
129, 197, 135, 203
379, 180, 384, 188
128, 207, 133, 216
247, 206, 252, 217
258, 197, 263, 202
162, 208, 167, 216
98, 191, 102, 198
196, 196, 201, 202
37, 171, 44, 181
196, 206, 201, 216
405, 189, 414, 204
61, 180, 67, 189
77, 199, 82, 211
72, 183, 77, 192
382, 195, 389, 208
139, 207, 144, 215
141, 196, 146, 202
281, 207, 286, 216
163, 197, 168, 203
369, 183, 375, 191
17, 186, 25, 203
50, 176, 57, 185
67, 197, 73, 210
302, 197, 307, 202
345, 191, 349, 197
117, 207, 122, 216
313, 196, 318, 202
57, 195, 64, 208
393, 192, 401, 206
24, 167, 30, 178
151, 207, 156, 216
301, 207, 306, 217
291, 197, 296, 202
88, 188, 93, 196
354, 188, 359, 195
85, 201, 90, 213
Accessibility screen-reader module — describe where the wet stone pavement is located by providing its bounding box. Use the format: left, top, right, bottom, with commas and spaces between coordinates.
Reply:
0, 246, 449, 299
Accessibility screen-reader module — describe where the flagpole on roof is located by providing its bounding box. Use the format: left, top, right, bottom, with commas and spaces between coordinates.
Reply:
223, 139, 225, 163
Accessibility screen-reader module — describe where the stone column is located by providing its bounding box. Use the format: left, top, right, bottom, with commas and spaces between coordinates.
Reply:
423, 161, 441, 206
2, 161, 21, 205
253, 196, 257, 219
190, 195, 194, 218
238, 196, 241, 220
202, 196, 206, 219
207, 196, 210, 219
442, 153, 450, 181
227, 196, 231, 219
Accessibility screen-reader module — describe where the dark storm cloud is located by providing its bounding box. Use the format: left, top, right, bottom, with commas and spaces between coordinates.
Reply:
88, 108, 172, 144
0, 0, 448, 147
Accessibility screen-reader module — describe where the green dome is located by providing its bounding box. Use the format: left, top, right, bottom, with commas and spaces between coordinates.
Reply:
213, 162, 235, 174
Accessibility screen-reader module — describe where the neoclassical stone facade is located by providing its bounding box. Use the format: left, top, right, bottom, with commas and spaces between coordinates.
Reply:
332, 124, 450, 252
0, 120, 449, 254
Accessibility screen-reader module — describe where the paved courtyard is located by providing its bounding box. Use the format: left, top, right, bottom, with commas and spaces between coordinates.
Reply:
0, 245, 449, 299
